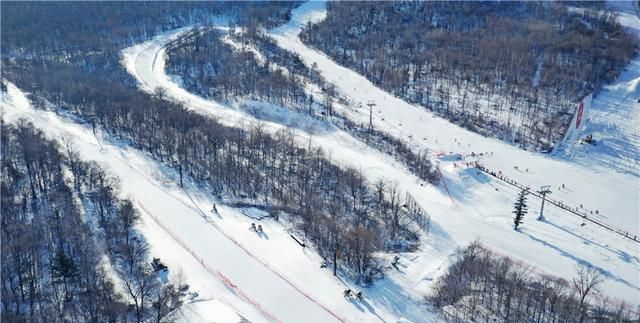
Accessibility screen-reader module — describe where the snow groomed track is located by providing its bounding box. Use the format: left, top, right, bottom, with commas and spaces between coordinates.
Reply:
3, 2, 638, 321
0, 83, 353, 323
117, 0, 640, 308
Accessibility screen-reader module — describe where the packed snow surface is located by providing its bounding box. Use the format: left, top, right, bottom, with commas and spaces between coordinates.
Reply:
119, 0, 640, 311
3, 1, 638, 321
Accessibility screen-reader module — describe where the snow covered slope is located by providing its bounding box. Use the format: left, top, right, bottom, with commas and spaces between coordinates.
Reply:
562, 1, 640, 177
1, 83, 382, 323
116, 5, 640, 308
270, 0, 640, 236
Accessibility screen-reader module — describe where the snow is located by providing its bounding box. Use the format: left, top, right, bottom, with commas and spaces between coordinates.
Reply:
176, 299, 244, 323
563, 1, 640, 178
1, 83, 365, 323
270, 1, 640, 236
119, 0, 640, 310
532, 54, 543, 88
2, 1, 638, 321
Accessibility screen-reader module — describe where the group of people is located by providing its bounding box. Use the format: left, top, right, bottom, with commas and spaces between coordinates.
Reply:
343, 289, 363, 300
212, 204, 267, 233
250, 222, 263, 233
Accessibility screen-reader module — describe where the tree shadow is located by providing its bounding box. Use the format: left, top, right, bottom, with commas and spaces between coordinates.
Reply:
522, 230, 640, 291
543, 218, 639, 265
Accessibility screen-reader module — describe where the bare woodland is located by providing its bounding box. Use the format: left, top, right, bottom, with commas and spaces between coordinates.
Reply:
2, 2, 637, 322
301, 1, 638, 150
430, 242, 639, 322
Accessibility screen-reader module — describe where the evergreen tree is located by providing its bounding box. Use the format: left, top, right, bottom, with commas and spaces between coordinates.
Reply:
513, 189, 528, 230
51, 249, 79, 300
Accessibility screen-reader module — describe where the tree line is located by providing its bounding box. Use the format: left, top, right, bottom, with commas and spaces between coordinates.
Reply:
166, 27, 312, 110
166, 27, 439, 184
430, 241, 639, 322
4, 54, 430, 282
1, 120, 186, 323
1, 2, 299, 59
301, 1, 638, 150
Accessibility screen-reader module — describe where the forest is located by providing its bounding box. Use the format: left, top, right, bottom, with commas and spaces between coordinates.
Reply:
1, 120, 187, 322
430, 241, 639, 322
166, 27, 439, 183
2, 1, 637, 322
2, 2, 423, 321
4, 34, 430, 290
301, 1, 638, 150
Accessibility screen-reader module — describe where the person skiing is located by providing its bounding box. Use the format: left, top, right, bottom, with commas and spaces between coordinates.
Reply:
250, 223, 257, 231
343, 289, 352, 298
257, 224, 263, 233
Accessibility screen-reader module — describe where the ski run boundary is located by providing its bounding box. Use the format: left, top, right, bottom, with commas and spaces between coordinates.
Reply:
136, 202, 283, 323
136, 188, 349, 323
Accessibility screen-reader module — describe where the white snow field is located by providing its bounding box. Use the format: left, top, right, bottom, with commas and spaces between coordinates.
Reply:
562, 0, 640, 178
1, 83, 387, 323
116, 0, 640, 315
270, 1, 640, 237
3, 1, 638, 321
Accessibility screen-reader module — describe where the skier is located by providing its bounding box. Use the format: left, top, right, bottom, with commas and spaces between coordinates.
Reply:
343, 289, 352, 298
392, 255, 400, 269
355, 291, 363, 300
257, 224, 263, 233
212, 203, 218, 213
250, 223, 257, 232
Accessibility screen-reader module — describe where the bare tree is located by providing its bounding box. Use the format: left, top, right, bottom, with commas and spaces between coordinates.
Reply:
573, 263, 605, 306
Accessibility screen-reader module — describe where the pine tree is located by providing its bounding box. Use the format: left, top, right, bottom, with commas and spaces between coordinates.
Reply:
51, 249, 79, 300
513, 189, 528, 230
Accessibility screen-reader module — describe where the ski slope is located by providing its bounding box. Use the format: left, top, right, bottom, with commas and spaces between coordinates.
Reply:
270, 1, 640, 237
115, 3, 640, 311
1, 83, 388, 323
563, 0, 640, 177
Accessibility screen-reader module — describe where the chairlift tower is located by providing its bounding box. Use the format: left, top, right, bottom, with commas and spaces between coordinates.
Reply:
366, 100, 376, 134
537, 185, 552, 221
